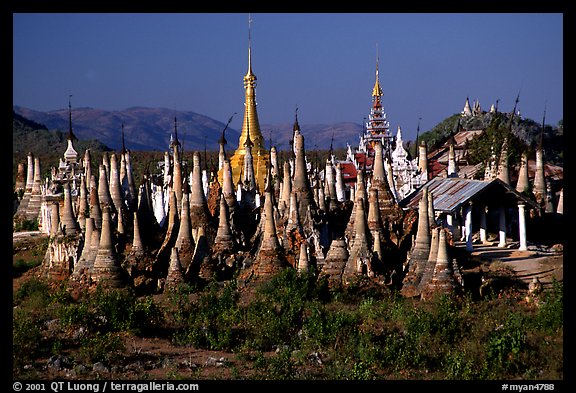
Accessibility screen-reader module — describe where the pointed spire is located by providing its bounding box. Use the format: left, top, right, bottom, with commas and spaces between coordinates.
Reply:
372, 44, 383, 98
156, 191, 179, 261
534, 103, 547, 206
175, 191, 195, 270
97, 164, 114, 211
165, 247, 185, 292
228, 14, 268, 193
73, 217, 94, 279
15, 162, 26, 194
77, 175, 89, 231
172, 142, 183, 215
447, 137, 458, 178
49, 201, 60, 237
83, 149, 92, 187
244, 118, 254, 147
221, 159, 236, 208
286, 191, 303, 239
367, 188, 384, 239
190, 152, 206, 207
61, 181, 79, 235
415, 117, 421, 148
213, 193, 234, 252
462, 97, 472, 117
247, 179, 289, 280
516, 150, 530, 193
92, 206, 125, 287
218, 112, 236, 170
279, 161, 292, 215
497, 137, 510, 185
121, 122, 127, 155
401, 187, 431, 297
297, 241, 310, 273
422, 228, 459, 299
109, 153, 127, 225
293, 106, 301, 132
25, 152, 35, 192
556, 188, 563, 214
418, 227, 440, 293
67, 95, 76, 141
335, 163, 346, 202
321, 238, 350, 287
131, 212, 145, 255
172, 116, 180, 148
345, 196, 373, 280
190, 225, 212, 281
63, 96, 79, 164
89, 174, 102, 229
247, 13, 254, 77
87, 223, 100, 275
324, 160, 338, 212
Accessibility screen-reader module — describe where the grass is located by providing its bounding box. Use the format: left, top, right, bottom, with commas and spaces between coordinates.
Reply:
12, 269, 563, 380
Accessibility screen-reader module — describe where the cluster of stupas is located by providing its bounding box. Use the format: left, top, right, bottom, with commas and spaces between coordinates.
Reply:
13, 22, 560, 301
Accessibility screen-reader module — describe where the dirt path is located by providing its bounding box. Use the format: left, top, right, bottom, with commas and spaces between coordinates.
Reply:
463, 242, 563, 289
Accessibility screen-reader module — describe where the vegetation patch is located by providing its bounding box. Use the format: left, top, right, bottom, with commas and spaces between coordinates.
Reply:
12, 269, 563, 380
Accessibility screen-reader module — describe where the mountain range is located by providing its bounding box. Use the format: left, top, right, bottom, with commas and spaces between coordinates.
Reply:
13, 106, 364, 152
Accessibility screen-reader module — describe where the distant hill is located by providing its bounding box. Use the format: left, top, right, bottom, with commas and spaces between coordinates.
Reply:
12, 111, 112, 185
13, 105, 363, 152
13, 105, 242, 153
13, 111, 112, 157
261, 122, 363, 151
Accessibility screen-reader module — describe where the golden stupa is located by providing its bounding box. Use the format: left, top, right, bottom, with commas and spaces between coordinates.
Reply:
220, 22, 269, 194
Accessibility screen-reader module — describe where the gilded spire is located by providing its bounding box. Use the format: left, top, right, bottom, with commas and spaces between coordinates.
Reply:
372, 44, 383, 98
247, 13, 254, 78
244, 118, 254, 147
225, 13, 269, 194
237, 13, 263, 152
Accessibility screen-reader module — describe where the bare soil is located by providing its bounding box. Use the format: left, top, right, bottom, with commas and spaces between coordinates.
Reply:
13, 232, 564, 381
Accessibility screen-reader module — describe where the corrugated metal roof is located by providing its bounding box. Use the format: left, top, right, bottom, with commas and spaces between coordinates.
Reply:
400, 176, 540, 213
401, 177, 491, 213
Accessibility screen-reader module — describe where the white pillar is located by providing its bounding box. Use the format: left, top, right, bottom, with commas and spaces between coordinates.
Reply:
447, 213, 457, 239
460, 208, 466, 241
498, 206, 507, 248
479, 205, 487, 244
465, 203, 473, 252
518, 204, 527, 251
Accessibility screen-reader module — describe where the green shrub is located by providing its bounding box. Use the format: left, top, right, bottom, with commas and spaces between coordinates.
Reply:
80, 332, 125, 364
443, 349, 480, 380
180, 281, 242, 351
13, 308, 44, 368
252, 348, 296, 380
90, 286, 163, 334
532, 280, 563, 334
59, 302, 94, 328
14, 277, 51, 308
244, 269, 320, 351
485, 313, 528, 373
350, 360, 375, 380
14, 218, 39, 232
302, 304, 359, 349
91, 287, 136, 331
164, 283, 195, 326
13, 258, 43, 276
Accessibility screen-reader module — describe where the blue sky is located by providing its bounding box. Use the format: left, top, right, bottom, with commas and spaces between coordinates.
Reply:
13, 13, 563, 142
